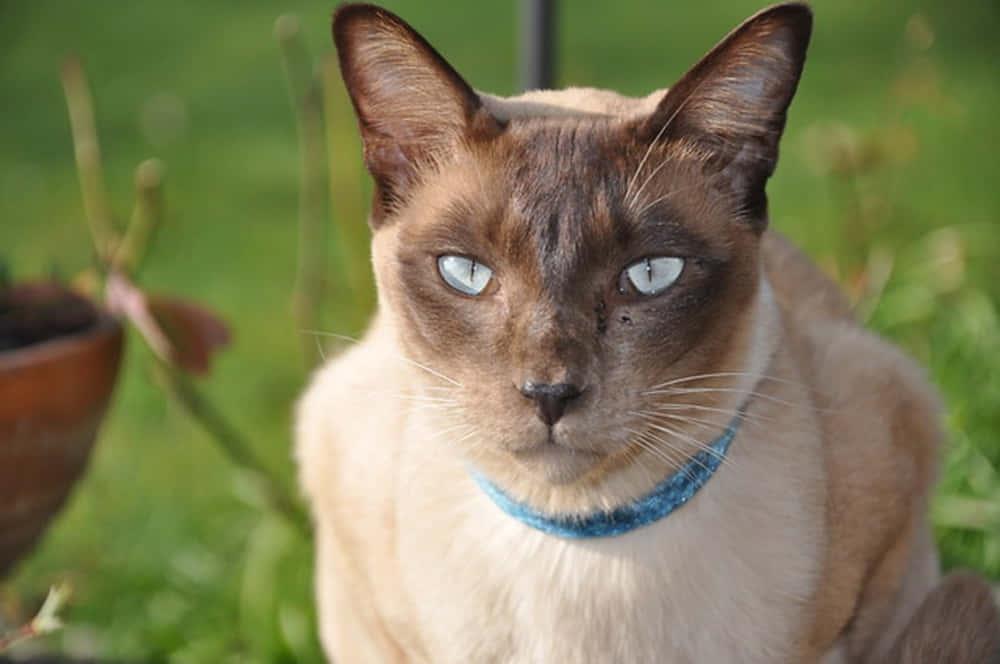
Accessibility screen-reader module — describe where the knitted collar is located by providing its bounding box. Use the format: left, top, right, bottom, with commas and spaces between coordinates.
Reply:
471, 416, 740, 539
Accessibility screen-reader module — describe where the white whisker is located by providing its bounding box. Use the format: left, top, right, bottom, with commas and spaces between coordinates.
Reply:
625, 427, 699, 481
651, 402, 774, 425
645, 386, 828, 412
301, 329, 360, 344
363, 393, 458, 404
626, 120, 672, 203
645, 371, 809, 392
629, 157, 681, 210
314, 335, 327, 361
625, 73, 713, 207
630, 413, 736, 469
302, 329, 463, 387
643, 410, 743, 434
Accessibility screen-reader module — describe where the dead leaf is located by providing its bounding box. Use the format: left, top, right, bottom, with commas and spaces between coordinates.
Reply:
146, 294, 231, 375
105, 271, 230, 375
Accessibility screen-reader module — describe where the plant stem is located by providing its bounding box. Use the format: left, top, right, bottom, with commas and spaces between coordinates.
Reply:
0, 623, 36, 653
115, 159, 166, 277
0, 586, 67, 654
322, 50, 374, 332
152, 359, 311, 536
277, 14, 328, 368
61, 56, 119, 264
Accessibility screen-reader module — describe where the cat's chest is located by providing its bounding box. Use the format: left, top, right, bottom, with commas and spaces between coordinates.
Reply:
393, 431, 827, 664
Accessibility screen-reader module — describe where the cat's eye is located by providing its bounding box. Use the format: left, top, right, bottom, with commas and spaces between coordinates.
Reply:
620, 257, 684, 296
438, 255, 494, 295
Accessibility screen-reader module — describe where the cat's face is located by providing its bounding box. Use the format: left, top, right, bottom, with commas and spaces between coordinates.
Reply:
334, 3, 811, 485
378, 129, 765, 484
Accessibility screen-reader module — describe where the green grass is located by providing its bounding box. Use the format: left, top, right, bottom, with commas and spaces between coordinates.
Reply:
2, 0, 998, 660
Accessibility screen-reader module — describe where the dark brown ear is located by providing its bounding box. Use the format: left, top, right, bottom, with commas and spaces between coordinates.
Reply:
333, 4, 501, 221
641, 3, 812, 227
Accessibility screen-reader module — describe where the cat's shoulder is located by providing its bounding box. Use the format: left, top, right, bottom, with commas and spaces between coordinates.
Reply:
762, 230, 942, 473
297, 323, 391, 423
767, 237, 942, 496
763, 232, 938, 397
762, 230, 854, 324
295, 317, 401, 499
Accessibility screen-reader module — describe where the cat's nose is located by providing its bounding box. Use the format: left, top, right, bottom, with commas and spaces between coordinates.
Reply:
519, 381, 583, 426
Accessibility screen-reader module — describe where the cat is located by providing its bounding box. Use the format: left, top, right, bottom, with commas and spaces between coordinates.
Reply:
296, 3, 1000, 662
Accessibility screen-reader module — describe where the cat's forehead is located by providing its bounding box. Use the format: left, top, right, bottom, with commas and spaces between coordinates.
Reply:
480, 87, 665, 122
502, 120, 632, 290
401, 115, 731, 295
492, 114, 723, 242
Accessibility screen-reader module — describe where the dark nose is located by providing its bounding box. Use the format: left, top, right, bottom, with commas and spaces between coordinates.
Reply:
519, 381, 583, 426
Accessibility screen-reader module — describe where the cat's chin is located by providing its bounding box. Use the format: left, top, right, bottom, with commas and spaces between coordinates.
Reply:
512, 441, 604, 485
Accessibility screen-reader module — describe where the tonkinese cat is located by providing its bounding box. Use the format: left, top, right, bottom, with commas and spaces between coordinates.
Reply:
296, 4, 1000, 662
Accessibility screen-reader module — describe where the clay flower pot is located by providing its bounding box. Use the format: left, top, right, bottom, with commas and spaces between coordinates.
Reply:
0, 283, 124, 576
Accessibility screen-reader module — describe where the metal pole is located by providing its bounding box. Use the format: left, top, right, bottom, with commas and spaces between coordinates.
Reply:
519, 0, 556, 91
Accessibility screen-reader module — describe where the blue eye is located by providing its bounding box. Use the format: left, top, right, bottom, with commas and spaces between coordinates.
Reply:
621, 257, 684, 296
438, 255, 494, 295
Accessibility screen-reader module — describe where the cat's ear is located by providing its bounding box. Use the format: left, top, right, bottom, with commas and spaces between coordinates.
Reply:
333, 4, 502, 219
642, 3, 812, 226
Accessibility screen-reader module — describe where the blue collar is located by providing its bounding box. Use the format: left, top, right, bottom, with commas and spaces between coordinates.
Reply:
471, 417, 740, 539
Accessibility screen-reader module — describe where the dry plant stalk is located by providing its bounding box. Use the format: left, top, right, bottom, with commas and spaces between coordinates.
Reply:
59, 56, 310, 536
60, 57, 118, 264
0, 586, 68, 653
322, 50, 375, 327
277, 14, 328, 367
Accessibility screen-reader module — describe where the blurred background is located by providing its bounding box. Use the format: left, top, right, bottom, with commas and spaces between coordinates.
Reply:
1, 0, 998, 661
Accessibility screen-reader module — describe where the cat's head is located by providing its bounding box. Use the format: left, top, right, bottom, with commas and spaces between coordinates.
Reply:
333, 3, 811, 502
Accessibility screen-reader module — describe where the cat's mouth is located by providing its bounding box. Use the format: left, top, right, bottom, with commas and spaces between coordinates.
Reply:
511, 434, 606, 483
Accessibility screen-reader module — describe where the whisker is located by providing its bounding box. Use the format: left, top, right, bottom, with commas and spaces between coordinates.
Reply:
633, 186, 685, 218
362, 393, 458, 404
355, 390, 460, 411
633, 416, 737, 470
302, 329, 463, 387
641, 410, 746, 434
624, 427, 702, 482
645, 386, 829, 413
392, 356, 463, 388
627, 426, 713, 480
629, 136, 738, 214
629, 157, 687, 211
645, 371, 807, 392
619, 439, 657, 488
640, 435, 709, 482
426, 422, 475, 441
625, 118, 672, 203
451, 427, 482, 446
421, 426, 489, 463
397, 404, 461, 415
301, 329, 360, 345
650, 402, 775, 425
633, 171, 741, 222
314, 335, 327, 361
625, 74, 714, 207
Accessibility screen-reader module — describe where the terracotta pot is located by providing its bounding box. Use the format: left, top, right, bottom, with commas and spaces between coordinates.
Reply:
0, 305, 124, 576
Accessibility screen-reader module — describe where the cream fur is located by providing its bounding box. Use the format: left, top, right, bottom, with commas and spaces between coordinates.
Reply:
296, 89, 946, 663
